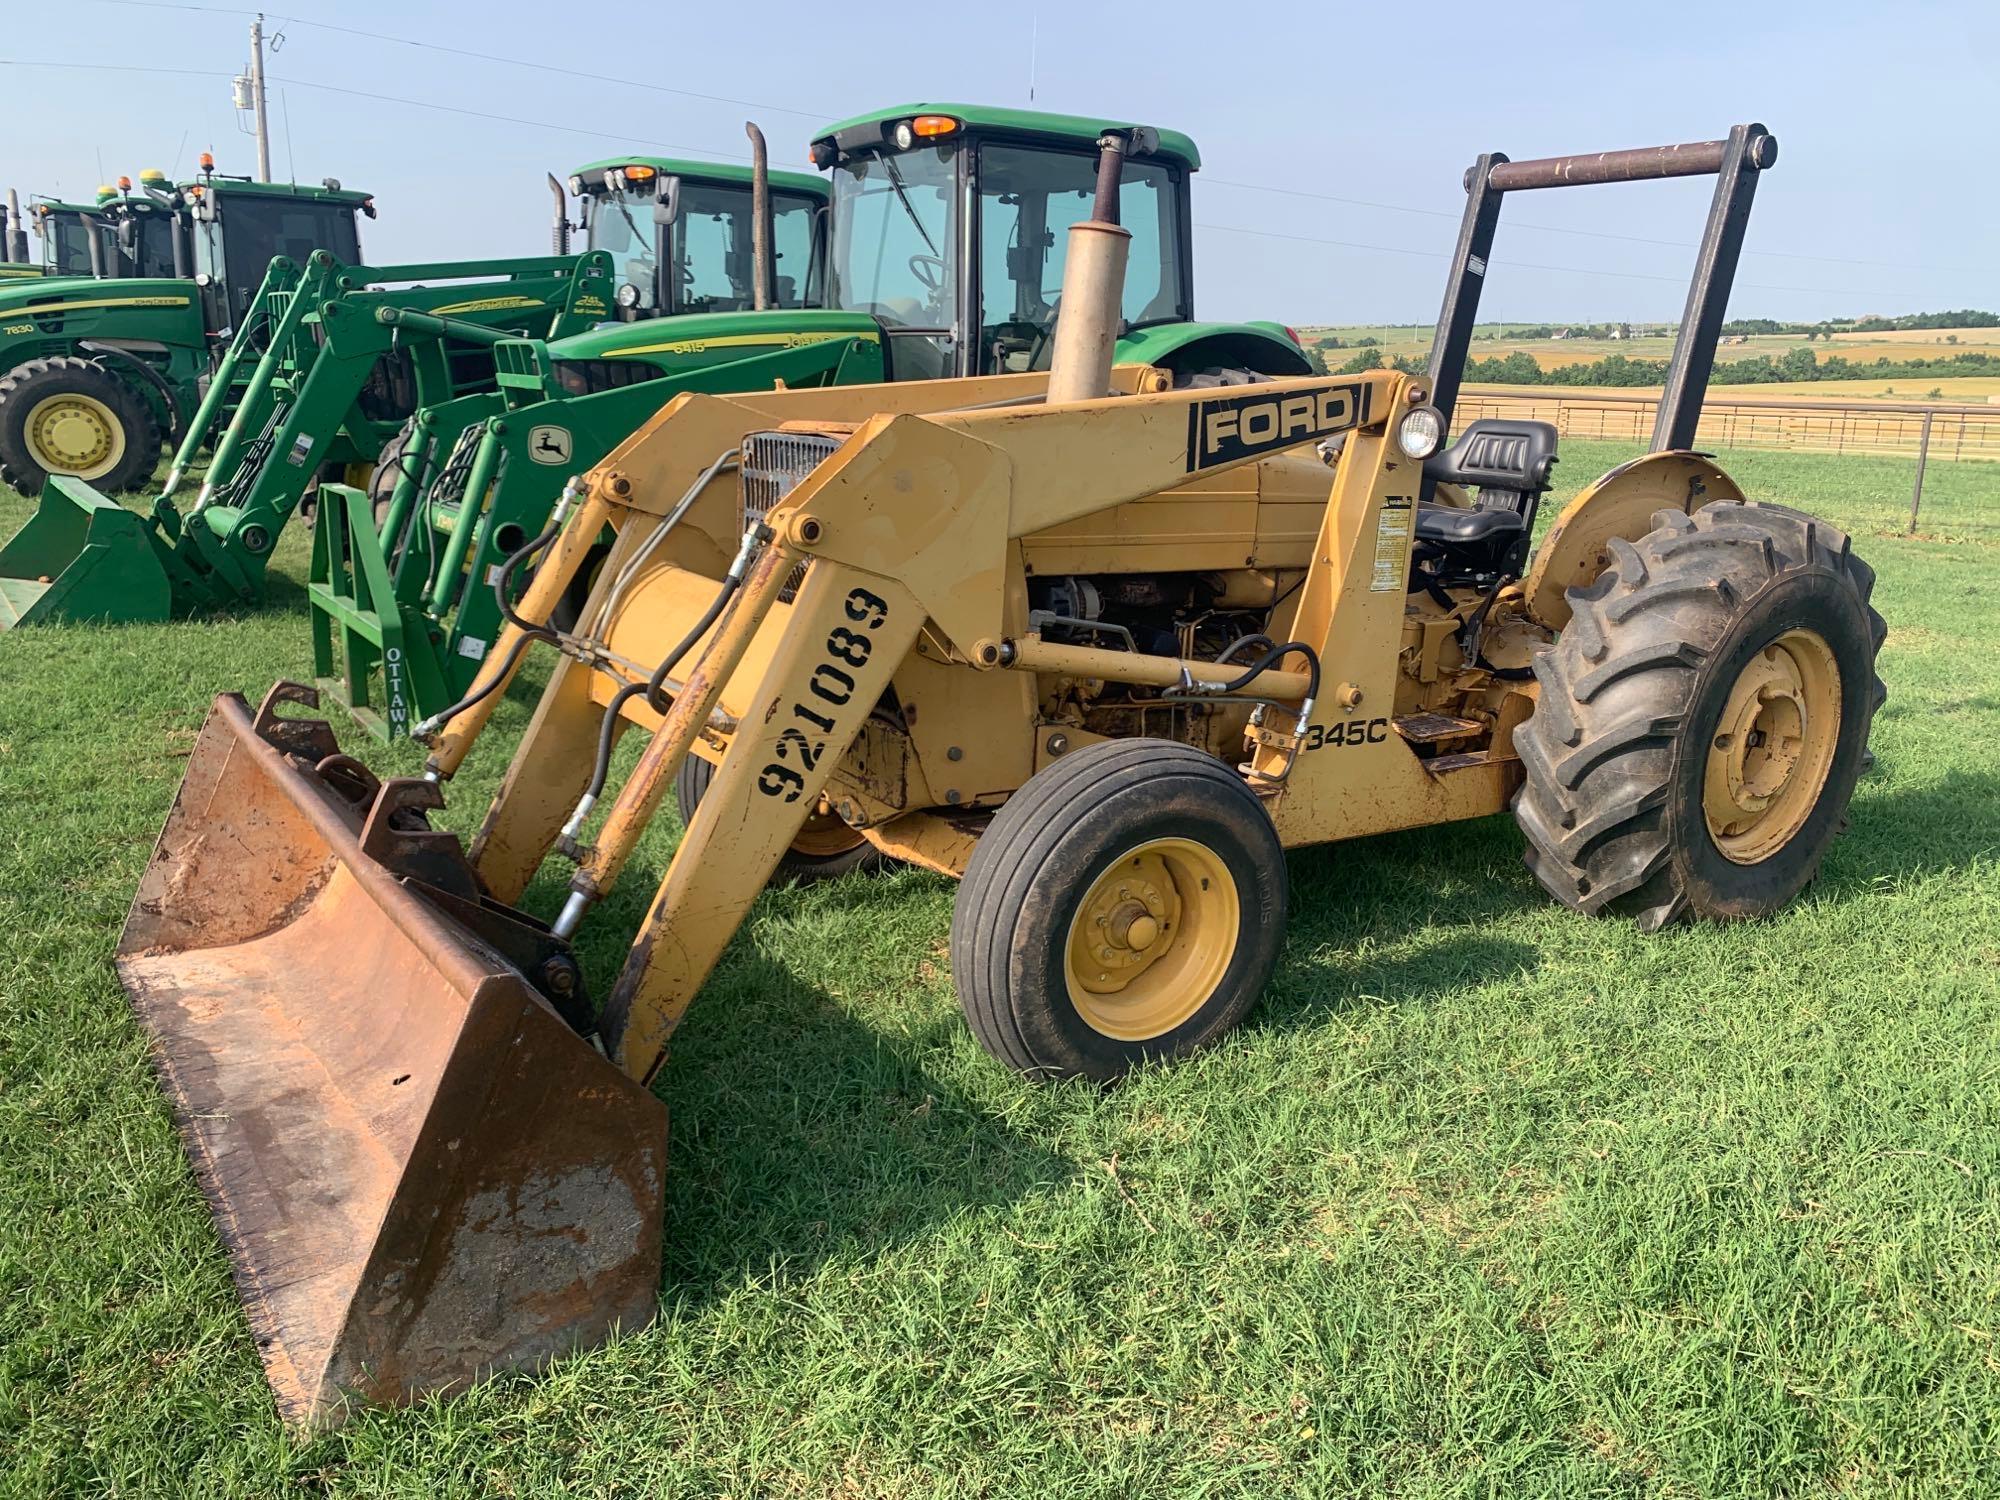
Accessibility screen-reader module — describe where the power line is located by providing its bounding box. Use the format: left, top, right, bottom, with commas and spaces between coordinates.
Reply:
1203, 175, 1987, 277
71, 0, 835, 120
0, 59, 758, 164
48, 3, 2000, 281
0, 54, 1955, 303
1194, 223, 1911, 300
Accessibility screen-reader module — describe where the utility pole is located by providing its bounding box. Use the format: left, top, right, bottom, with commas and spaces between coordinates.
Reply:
248, 13, 272, 182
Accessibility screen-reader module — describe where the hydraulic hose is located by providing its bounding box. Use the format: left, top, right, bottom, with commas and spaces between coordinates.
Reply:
1214, 632, 1276, 668
411, 478, 583, 742
560, 521, 768, 844
1207, 639, 1322, 702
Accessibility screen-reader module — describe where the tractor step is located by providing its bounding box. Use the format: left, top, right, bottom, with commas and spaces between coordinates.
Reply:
1393, 711, 1485, 743
1426, 749, 1497, 775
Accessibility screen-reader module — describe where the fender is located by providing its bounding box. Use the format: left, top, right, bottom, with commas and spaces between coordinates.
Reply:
1113, 319, 1312, 378
1521, 450, 1747, 629
79, 340, 185, 443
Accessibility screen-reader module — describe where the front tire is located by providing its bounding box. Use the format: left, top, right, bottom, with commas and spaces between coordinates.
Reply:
951, 738, 1287, 1082
1514, 501, 1886, 931
0, 356, 161, 494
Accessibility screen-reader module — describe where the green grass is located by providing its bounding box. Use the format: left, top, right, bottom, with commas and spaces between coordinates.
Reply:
2, 440, 1998, 1496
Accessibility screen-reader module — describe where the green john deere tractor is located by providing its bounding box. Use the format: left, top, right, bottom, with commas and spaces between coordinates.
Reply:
0, 162, 380, 502
0, 142, 837, 632
310, 103, 1312, 740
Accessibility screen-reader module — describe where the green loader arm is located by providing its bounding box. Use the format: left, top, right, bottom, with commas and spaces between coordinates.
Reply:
0, 249, 615, 628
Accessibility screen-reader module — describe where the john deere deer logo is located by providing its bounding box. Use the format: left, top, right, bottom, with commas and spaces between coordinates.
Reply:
528, 425, 574, 465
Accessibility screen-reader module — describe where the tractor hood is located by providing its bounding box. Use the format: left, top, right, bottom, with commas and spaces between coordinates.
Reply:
546, 308, 883, 379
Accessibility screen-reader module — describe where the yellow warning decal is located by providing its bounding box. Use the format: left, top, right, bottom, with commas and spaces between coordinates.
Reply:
1371, 496, 1413, 592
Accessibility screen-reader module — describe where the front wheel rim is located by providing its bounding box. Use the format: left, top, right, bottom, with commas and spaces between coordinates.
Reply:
1063, 837, 1239, 1042
1703, 627, 1842, 865
25, 392, 125, 479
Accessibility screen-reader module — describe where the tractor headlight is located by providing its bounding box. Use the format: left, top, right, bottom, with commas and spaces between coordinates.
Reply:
614, 281, 643, 310
893, 120, 917, 151
1397, 406, 1444, 459
568, 174, 585, 197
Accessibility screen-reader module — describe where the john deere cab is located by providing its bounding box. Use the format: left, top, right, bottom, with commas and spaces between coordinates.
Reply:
812, 104, 1309, 382
311, 105, 1314, 739
563, 154, 825, 318
21, 195, 114, 280
0, 156, 374, 497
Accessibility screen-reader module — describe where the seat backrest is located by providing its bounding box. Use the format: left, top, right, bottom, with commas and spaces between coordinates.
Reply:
1423, 419, 1559, 513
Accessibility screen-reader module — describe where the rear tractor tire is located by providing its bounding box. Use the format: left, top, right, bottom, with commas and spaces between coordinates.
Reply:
673, 750, 887, 886
1514, 500, 1886, 932
0, 356, 161, 495
950, 738, 1287, 1083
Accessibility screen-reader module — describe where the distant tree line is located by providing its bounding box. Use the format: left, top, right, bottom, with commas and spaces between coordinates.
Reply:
1307, 344, 2000, 387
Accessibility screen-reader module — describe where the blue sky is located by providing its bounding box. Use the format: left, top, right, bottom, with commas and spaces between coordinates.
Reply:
4, 0, 1991, 326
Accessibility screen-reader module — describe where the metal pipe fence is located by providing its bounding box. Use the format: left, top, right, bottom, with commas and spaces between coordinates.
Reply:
1455, 386, 2000, 536
1455, 386, 2000, 462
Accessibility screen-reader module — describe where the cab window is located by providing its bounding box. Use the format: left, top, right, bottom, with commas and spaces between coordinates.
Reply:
675, 185, 823, 312
975, 145, 1186, 373
205, 195, 360, 317
827, 145, 956, 378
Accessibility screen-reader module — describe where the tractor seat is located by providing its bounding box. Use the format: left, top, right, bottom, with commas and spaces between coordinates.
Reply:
1414, 418, 1560, 546
1414, 505, 1527, 543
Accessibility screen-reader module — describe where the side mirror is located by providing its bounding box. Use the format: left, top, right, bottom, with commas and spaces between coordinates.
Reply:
653, 176, 680, 227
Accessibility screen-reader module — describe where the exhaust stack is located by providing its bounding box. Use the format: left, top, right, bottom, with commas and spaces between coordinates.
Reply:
745, 122, 773, 311
1046, 130, 1147, 404
4, 190, 24, 264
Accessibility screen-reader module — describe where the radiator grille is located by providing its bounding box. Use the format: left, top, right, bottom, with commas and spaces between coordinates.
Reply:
740, 430, 839, 602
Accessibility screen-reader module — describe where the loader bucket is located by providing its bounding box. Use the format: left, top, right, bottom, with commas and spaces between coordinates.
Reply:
0, 475, 173, 627
116, 684, 666, 1427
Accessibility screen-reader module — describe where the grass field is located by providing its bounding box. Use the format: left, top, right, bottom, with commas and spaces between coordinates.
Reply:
3, 440, 1999, 1496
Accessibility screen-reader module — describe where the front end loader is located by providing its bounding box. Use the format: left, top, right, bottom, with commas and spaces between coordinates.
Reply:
0, 248, 613, 628
120, 125, 1885, 1424
307, 104, 1314, 740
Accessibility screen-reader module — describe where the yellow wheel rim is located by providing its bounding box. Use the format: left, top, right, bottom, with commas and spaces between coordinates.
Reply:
1064, 837, 1239, 1042
25, 391, 124, 479
790, 802, 866, 859
1703, 627, 1842, 865
342, 462, 375, 490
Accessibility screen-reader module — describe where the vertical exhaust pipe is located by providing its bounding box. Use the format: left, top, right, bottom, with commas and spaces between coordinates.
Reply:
745, 121, 772, 311
548, 173, 571, 255
4, 190, 24, 264
1046, 131, 1141, 404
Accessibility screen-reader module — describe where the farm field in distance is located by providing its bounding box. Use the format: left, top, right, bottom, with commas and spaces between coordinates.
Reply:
1298, 322, 2000, 402
2, 436, 1998, 1495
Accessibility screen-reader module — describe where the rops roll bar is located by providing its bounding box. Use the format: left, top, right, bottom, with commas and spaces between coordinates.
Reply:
1424, 123, 1778, 454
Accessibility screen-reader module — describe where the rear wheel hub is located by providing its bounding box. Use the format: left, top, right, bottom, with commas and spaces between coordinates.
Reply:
1703, 627, 1842, 864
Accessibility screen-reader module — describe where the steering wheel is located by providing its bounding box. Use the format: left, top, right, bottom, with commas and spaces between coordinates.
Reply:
907, 253, 947, 293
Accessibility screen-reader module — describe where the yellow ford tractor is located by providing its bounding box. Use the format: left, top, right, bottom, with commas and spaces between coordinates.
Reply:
116, 123, 1883, 1424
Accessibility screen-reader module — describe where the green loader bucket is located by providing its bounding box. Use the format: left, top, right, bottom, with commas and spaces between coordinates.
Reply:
117, 684, 667, 1425
0, 477, 171, 628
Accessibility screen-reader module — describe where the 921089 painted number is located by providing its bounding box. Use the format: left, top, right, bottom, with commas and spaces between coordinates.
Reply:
756, 587, 892, 803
